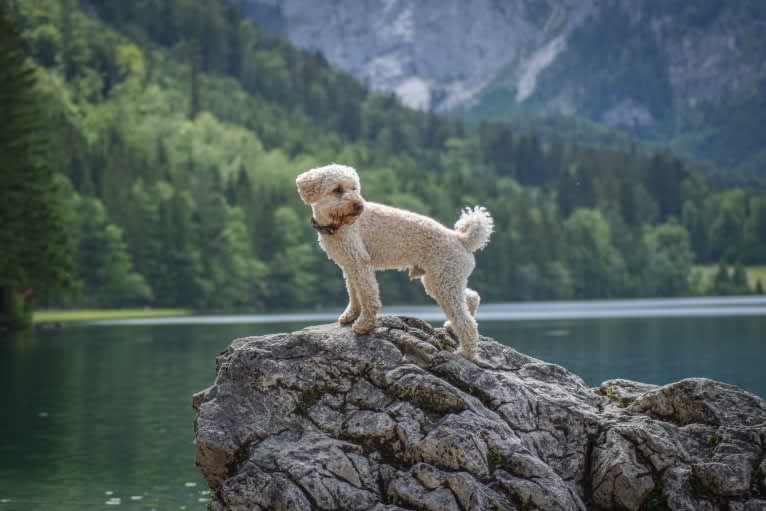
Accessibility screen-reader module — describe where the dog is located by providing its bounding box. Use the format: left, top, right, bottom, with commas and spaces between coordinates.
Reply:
296, 164, 493, 360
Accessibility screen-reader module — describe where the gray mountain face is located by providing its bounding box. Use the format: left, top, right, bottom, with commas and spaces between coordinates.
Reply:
242, 1, 765, 127
244, 0, 595, 111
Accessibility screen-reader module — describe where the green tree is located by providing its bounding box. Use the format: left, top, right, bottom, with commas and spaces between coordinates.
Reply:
123, 180, 168, 303
563, 209, 628, 298
709, 190, 747, 262
217, 206, 265, 309
114, 43, 145, 92
161, 191, 205, 307
479, 121, 514, 177
742, 196, 766, 263
72, 196, 152, 306
556, 164, 596, 218
0, 3, 74, 329
266, 206, 320, 308
516, 134, 546, 186
643, 152, 687, 219
187, 39, 202, 119
681, 200, 708, 260
731, 262, 749, 294
711, 261, 734, 295
642, 221, 694, 296
29, 23, 61, 67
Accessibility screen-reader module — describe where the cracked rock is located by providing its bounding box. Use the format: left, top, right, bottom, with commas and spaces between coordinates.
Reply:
193, 316, 766, 510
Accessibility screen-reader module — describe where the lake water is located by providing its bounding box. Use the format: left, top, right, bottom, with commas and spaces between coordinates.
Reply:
1, 297, 764, 510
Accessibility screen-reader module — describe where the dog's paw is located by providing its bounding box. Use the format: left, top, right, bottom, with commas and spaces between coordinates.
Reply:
351, 316, 376, 335
338, 308, 360, 325
455, 345, 477, 361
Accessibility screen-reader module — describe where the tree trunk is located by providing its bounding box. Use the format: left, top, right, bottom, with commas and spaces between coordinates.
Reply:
0, 286, 13, 330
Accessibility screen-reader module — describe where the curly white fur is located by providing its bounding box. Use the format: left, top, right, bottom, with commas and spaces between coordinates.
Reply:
296, 163, 494, 360
455, 206, 494, 252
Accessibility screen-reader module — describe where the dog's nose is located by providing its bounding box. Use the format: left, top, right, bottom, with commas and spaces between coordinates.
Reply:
354, 202, 364, 212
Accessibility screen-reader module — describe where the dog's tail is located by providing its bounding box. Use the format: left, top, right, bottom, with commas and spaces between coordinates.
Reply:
454, 206, 494, 252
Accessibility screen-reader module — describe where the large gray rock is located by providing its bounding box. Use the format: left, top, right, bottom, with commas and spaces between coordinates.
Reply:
193, 316, 766, 511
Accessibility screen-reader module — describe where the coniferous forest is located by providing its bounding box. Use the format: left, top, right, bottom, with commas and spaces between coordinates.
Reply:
2, 0, 766, 328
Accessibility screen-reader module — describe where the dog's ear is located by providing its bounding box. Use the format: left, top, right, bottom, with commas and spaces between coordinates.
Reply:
296, 169, 323, 204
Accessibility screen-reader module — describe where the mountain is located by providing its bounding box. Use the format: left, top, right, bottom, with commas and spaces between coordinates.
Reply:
240, 0, 596, 112
241, 0, 766, 183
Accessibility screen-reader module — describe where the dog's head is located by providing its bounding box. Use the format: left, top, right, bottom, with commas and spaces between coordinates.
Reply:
296, 164, 365, 227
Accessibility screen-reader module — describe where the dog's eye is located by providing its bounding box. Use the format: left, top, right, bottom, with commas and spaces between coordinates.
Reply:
333, 186, 343, 194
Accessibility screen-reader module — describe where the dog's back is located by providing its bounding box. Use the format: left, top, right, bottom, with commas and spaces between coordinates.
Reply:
356, 202, 479, 273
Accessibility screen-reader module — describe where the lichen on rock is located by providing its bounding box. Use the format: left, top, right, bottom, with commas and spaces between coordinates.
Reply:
193, 316, 766, 510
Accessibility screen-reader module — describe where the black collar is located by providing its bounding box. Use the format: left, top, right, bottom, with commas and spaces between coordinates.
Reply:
312, 217, 340, 235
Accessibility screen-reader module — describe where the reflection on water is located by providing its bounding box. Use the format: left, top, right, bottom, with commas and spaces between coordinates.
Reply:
0, 322, 305, 511
0, 299, 764, 510
481, 315, 765, 397
90, 296, 766, 326
543, 329, 570, 336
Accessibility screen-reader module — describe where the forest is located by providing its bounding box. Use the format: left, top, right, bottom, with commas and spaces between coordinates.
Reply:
468, 0, 766, 186
1, 0, 765, 328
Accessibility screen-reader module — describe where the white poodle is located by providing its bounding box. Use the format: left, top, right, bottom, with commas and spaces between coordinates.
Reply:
296, 164, 493, 360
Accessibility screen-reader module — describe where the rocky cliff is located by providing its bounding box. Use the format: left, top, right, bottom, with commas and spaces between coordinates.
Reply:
242, 0, 595, 112
241, 0, 765, 118
193, 316, 766, 510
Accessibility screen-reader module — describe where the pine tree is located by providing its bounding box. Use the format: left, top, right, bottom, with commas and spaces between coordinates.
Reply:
516, 134, 545, 186
188, 39, 202, 119
0, 3, 74, 329
162, 191, 204, 307
224, 4, 241, 78
479, 121, 514, 177
712, 261, 732, 295
731, 262, 749, 295
125, 181, 167, 301
73, 196, 151, 306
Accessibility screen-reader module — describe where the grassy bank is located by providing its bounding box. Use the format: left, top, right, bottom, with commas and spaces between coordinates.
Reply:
34, 309, 192, 323
693, 265, 766, 290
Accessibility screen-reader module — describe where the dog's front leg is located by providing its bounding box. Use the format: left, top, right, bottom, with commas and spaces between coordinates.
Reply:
344, 265, 380, 335
338, 270, 361, 325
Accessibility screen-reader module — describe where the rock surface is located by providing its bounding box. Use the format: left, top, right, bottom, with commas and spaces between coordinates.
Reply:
193, 316, 766, 511
243, 0, 594, 111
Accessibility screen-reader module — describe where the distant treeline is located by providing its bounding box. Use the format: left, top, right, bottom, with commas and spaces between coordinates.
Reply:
1, 0, 765, 326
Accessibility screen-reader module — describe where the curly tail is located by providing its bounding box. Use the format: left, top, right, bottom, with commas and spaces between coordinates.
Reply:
454, 206, 494, 252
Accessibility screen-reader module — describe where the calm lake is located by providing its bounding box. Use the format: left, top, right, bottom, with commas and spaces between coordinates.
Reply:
1, 297, 764, 510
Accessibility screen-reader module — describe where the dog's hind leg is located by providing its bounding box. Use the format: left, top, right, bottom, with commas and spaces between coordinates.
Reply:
338, 270, 361, 325
422, 275, 479, 360
466, 288, 480, 317
444, 288, 480, 329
